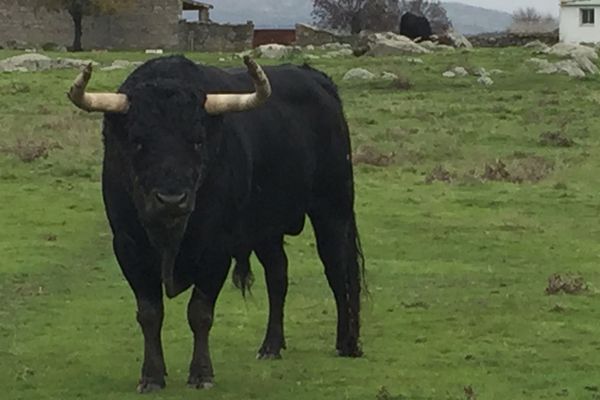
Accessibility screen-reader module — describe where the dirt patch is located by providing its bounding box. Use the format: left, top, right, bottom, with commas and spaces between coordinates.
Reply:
389, 75, 413, 91
0, 138, 63, 163
425, 164, 455, 183
546, 273, 588, 295
401, 301, 430, 309
376, 386, 405, 400
539, 131, 575, 148
464, 385, 477, 400
352, 144, 395, 167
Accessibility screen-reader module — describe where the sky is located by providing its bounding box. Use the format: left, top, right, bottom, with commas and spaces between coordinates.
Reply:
452, 0, 559, 16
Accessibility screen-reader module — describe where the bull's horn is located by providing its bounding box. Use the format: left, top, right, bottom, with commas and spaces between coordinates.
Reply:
67, 63, 130, 113
204, 56, 271, 115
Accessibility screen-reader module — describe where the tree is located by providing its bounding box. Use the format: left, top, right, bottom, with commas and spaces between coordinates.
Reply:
510, 7, 557, 33
312, 0, 401, 34
35, 0, 136, 52
512, 7, 542, 23
398, 0, 451, 34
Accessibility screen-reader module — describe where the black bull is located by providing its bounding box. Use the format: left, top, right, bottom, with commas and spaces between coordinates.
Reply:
69, 55, 365, 391
400, 12, 433, 40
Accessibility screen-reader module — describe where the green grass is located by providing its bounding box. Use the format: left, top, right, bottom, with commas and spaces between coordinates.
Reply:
2, 48, 600, 400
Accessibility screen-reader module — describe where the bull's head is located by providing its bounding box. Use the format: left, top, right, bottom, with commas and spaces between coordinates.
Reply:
67, 56, 271, 297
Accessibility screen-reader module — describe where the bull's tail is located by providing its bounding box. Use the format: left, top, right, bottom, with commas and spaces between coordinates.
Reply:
232, 255, 254, 298
346, 210, 366, 356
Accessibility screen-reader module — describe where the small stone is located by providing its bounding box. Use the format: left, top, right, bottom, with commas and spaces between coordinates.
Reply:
381, 71, 399, 80
343, 68, 376, 80
453, 66, 468, 76
442, 70, 456, 78
478, 76, 494, 86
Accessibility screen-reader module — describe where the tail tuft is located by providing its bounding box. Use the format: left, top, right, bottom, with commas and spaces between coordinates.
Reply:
232, 255, 254, 298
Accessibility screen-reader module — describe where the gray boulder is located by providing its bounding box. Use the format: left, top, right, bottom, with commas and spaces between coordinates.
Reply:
546, 42, 598, 60
524, 40, 550, 53
255, 44, 293, 59
361, 32, 430, 56
0, 54, 52, 72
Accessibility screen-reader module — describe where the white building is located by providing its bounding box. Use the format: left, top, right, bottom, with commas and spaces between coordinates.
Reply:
560, 0, 600, 43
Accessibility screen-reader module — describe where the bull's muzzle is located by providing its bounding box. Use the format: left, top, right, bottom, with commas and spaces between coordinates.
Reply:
150, 189, 194, 217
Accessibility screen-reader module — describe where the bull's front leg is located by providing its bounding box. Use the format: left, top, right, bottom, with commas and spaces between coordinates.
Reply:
113, 233, 167, 393
136, 298, 167, 393
187, 256, 231, 389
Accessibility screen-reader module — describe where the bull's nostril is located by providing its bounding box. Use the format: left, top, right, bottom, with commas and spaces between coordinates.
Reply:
156, 192, 187, 205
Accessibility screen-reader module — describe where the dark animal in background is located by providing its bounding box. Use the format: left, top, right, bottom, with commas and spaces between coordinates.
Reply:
67, 55, 365, 392
400, 12, 433, 40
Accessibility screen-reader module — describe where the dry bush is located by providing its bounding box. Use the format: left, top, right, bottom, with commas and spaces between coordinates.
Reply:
0, 138, 63, 163
539, 131, 575, 148
353, 144, 395, 166
546, 273, 588, 295
425, 164, 454, 183
479, 156, 554, 184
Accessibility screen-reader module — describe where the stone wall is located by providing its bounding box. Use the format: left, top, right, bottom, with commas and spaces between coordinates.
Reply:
295, 23, 356, 47
467, 31, 559, 48
178, 21, 253, 52
0, 0, 180, 50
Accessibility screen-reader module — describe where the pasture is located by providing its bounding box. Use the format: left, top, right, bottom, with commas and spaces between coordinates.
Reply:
1, 47, 600, 400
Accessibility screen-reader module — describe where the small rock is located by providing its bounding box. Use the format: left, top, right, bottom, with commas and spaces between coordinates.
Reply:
453, 66, 468, 76
327, 49, 353, 57
304, 54, 320, 60
305, 45, 315, 51
478, 76, 494, 86
524, 40, 550, 53
343, 68, 376, 81
473, 67, 488, 76
381, 71, 399, 80
100, 65, 126, 71
321, 42, 351, 51
489, 69, 504, 75
407, 57, 424, 64
442, 70, 456, 78
111, 60, 131, 68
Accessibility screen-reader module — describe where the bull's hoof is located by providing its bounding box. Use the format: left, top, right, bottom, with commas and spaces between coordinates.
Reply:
257, 340, 285, 360
256, 350, 282, 360
187, 376, 214, 389
136, 377, 165, 394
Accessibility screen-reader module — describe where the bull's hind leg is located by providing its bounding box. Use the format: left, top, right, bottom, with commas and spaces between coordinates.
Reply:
113, 233, 166, 393
187, 255, 230, 389
255, 236, 288, 359
309, 210, 363, 357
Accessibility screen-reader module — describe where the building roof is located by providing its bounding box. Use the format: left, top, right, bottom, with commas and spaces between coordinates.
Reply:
182, 0, 214, 11
561, 0, 600, 7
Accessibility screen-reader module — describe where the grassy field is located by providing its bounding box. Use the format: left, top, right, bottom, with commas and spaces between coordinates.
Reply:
2, 47, 600, 400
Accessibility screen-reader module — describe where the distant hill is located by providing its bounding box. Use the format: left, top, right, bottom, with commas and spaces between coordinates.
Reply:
207, 1, 512, 34
443, 2, 512, 35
